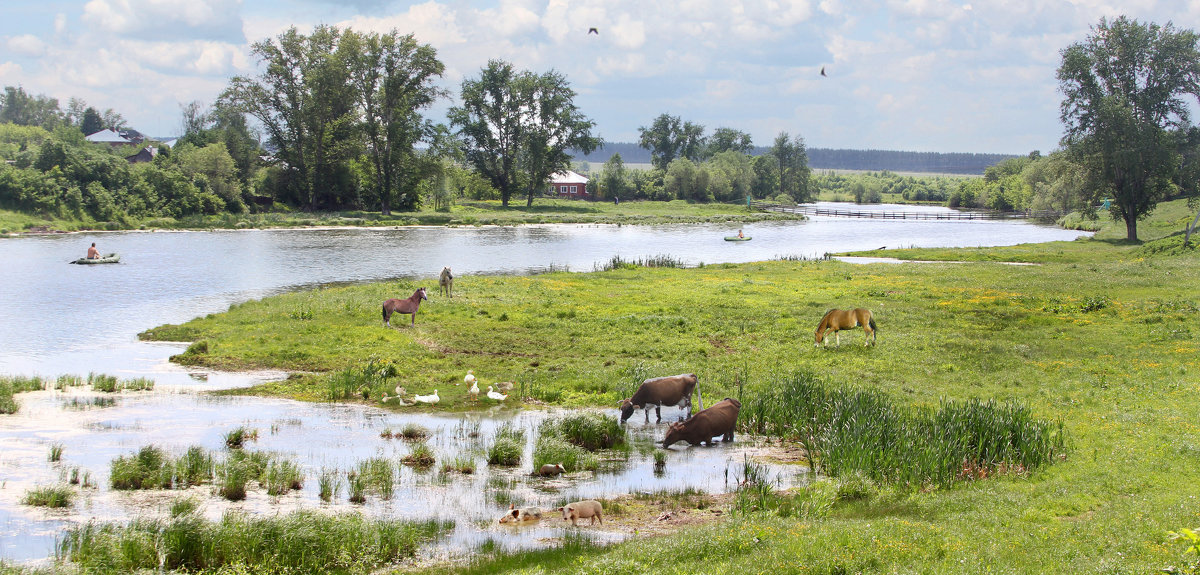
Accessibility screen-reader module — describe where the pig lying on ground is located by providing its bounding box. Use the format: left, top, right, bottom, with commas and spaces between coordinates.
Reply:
558, 500, 603, 526
498, 504, 543, 524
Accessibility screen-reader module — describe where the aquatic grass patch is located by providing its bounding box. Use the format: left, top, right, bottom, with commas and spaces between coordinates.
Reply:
538, 412, 626, 451
353, 457, 396, 500
57, 510, 450, 574
318, 468, 342, 502
55, 374, 83, 390
739, 369, 1066, 488
86, 372, 154, 393
400, 422, 431, 440
441, 456, 476, 475
174, 446, 215, 487
487, 423, 526, 466
0, 375, 48, 414
110, 445, 174, 490
223, 425, 258, 448
532, 435, 599, 472
22, 485, 74, 508
402, 442, 437, 468
263, 457, 304, 495
595, 254, 685, 271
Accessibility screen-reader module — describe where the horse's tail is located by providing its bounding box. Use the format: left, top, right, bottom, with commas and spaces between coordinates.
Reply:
382, 302, 388, 322
868, 314, 878, 342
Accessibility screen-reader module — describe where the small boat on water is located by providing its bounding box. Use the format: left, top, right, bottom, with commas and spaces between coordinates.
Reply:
724, 236, 751, 242
70, 253, 120, 265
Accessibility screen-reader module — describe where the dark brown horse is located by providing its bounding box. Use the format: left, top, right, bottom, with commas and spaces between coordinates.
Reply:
383, 287, 427, 327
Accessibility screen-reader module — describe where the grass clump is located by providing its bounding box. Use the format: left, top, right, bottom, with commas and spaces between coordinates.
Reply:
263, 457, 304, 496
532, 436, 598, 472
0, 375, 48, 414
48, 443, 63, 462
318, 468, 342, 502
22, 485, 74, 508
739, 368, 1066, 488
539, 412, 626, 450
487, 424, 526, 466
401, 442, 437, 468
110, 445, 174, 490
56, 510, 450, 574
223, 426, 258, 449
441, 456, 476, 475
351, 457, 396, 501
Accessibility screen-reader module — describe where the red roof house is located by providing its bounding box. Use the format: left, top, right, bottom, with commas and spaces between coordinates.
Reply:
549, 170, 589, 199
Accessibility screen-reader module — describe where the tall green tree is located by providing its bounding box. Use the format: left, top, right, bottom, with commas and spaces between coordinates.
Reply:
226, 25, 358, 210
706, 127, 753, 158
450, 60, 597, 207
1057, 16, 1200, 240
600, 152, 629, 200
769, 132, 811, 202
344, 29, 445, 214
0, 86, 62, 129
516, 69, 599, 206
80, 108, 104, 136
637, 113, 705, 170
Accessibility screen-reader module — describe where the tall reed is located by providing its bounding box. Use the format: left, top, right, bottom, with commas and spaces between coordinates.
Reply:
738, 368, 1066, 488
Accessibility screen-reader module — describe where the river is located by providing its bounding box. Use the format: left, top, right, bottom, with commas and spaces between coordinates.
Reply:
0, 203, 1091, 563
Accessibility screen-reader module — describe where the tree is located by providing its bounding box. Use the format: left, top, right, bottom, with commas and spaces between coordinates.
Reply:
80, 108, 104, 136
637, 114, 705, 170
706, 127, 753, 158
0, 86, 62, 129
344, 29, 445, 214
600, 152, 629, 200
1057, 16, 1200, 240
225, 25, 359, 210
450, 60, 597, 207
770, 132, 812, 202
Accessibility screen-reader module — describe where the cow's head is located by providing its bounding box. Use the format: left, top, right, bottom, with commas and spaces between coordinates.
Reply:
662, 421, 685, 449
618, 398, 638, 423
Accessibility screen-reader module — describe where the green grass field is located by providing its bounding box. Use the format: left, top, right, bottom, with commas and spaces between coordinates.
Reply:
118, 199, 1200, 572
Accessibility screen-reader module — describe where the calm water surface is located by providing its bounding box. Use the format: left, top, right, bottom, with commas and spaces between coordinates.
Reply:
0, 204, 1091, 563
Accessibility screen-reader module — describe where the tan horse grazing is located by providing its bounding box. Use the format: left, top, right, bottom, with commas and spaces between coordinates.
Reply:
439, 267, 453, 298
383, 287, 428, 327
815, 308, 877, 347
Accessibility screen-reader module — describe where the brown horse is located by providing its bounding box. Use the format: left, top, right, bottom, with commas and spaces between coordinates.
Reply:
815, 308, 877, 347
383, 287, 427, 327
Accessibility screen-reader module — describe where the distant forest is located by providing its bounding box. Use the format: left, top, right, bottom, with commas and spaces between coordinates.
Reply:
575, 142, 1018, 175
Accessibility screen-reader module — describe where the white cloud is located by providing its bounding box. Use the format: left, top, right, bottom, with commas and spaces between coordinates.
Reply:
335, 2, 466, 47
82, 0, 245, 42
6, 35, 47, 56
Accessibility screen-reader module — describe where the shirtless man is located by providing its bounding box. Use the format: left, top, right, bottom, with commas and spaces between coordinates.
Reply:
87, 243, 100, 259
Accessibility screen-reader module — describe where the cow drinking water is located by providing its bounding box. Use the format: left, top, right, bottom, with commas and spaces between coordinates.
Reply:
619, 373, 700, 424
662, 397, 741, 448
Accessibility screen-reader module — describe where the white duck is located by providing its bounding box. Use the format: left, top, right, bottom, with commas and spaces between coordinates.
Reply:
486, 386, 508, 401
414, 389, 440, 404
468, 380, 480, 402
463, 370, 476, 387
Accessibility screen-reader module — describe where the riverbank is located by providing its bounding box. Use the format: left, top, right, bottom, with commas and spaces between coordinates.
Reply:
124, 200, 1200, 572
0, 199, 803, 235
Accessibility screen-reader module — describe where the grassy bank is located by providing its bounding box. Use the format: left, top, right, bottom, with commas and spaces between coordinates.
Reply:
128, 198, 1199, 572
1, 199, 799, 235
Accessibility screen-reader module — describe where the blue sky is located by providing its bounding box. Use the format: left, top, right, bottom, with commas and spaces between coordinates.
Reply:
2, 0, 1198, 154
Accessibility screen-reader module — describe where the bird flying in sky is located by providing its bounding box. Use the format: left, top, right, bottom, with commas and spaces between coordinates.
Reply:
820, 66, 827, 77
588, 27, 598, 35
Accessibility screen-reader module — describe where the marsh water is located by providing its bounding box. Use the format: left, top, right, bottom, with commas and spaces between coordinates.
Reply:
0, 203, 1092, 563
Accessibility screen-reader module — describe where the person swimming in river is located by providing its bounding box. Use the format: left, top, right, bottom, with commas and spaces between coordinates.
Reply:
87, 243, 100, 259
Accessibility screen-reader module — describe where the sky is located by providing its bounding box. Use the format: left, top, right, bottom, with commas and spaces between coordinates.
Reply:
2, 1, 1200, 155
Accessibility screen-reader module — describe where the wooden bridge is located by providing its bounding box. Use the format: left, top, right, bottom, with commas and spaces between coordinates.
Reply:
752, 201, 1066, 221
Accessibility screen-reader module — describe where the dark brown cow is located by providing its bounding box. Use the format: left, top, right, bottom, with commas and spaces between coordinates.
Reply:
661, 397, 741, 449
619, 373, 700, 423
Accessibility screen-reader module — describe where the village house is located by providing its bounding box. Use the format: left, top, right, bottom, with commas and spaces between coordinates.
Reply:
549, 170, 589, 199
